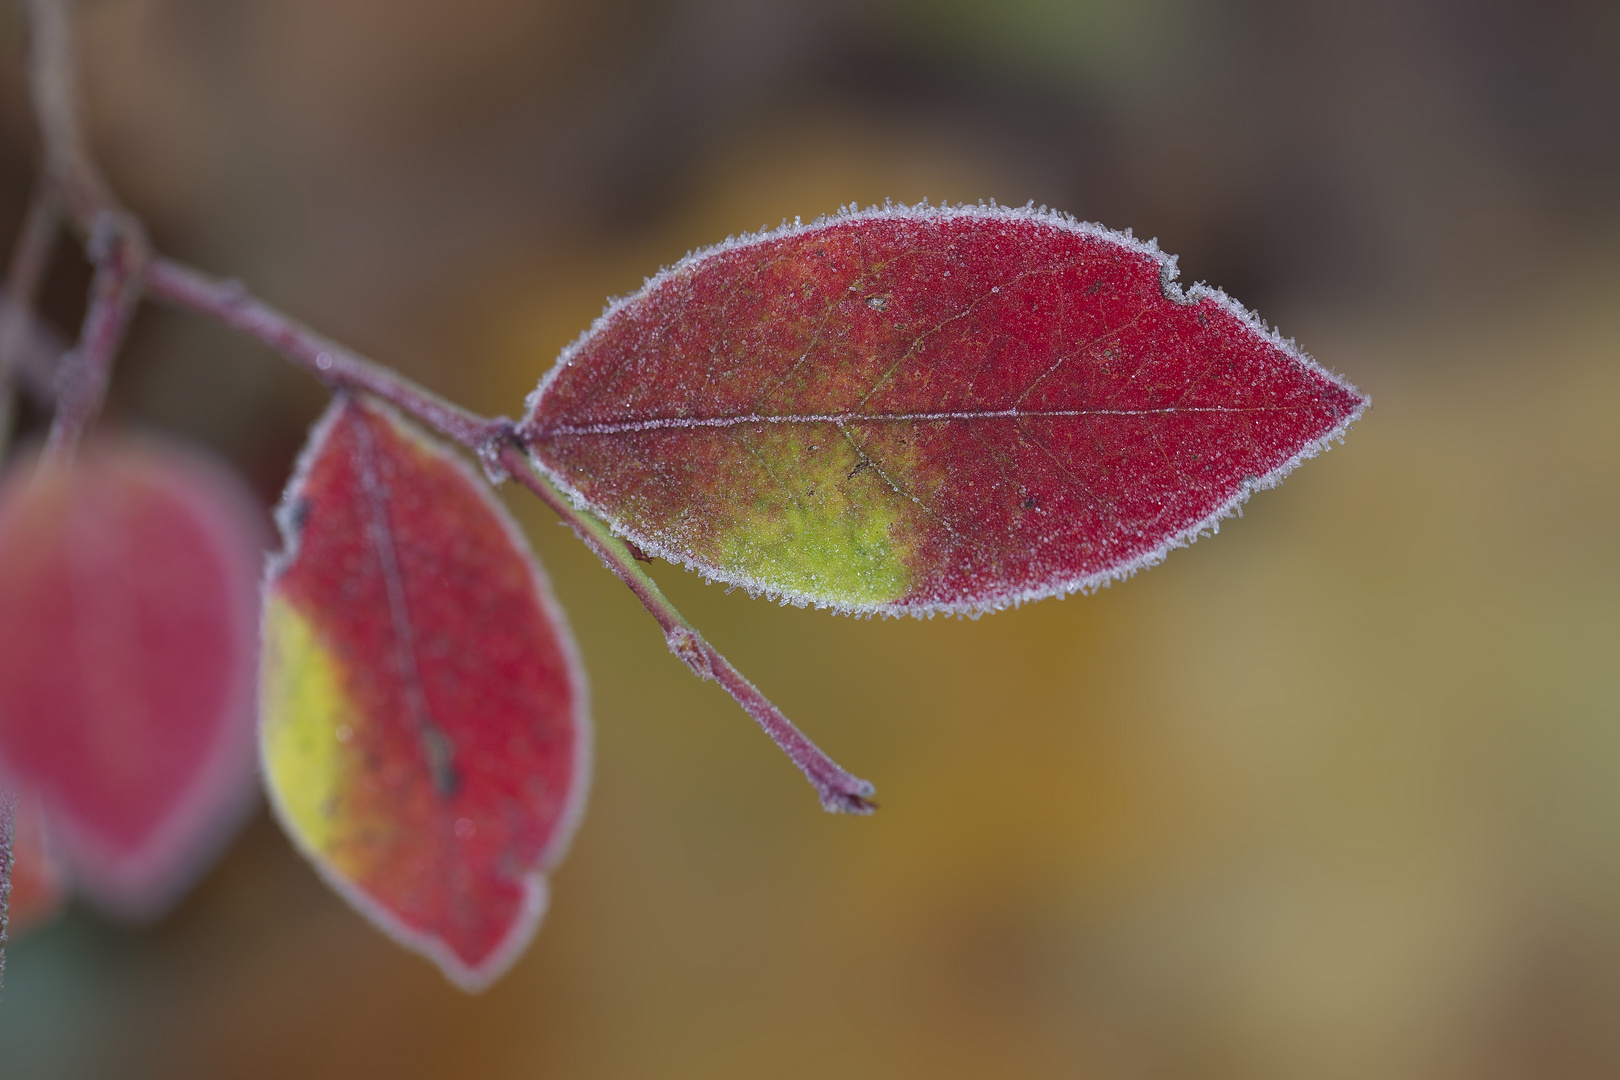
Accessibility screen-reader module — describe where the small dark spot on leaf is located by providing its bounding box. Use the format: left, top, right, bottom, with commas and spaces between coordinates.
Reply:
1022, 496, 1040, 510
422, 726, 460, 797
283, 497, 311, 539
626, 541, 655, 563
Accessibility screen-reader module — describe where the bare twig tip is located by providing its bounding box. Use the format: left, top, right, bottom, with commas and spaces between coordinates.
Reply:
821, 787, 878, 815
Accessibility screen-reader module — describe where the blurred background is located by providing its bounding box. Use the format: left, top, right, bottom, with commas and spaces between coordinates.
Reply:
1, 0, 1618, 1075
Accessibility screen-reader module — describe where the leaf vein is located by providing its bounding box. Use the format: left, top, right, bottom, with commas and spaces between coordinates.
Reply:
542, 405, 1307, 436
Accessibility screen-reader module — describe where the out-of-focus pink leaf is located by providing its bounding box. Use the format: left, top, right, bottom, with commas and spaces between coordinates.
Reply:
261, 396, 590, 991
0, 438, 265, 917
522, 203, 1367, 615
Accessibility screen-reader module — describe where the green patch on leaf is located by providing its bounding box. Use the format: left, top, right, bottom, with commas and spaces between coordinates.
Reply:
714, 425, 913, 606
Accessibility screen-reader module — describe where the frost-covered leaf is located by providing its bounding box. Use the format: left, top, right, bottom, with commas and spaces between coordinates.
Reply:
522, 203, 1367, 615
262, 396, 589, 991
0, 438, 264, 916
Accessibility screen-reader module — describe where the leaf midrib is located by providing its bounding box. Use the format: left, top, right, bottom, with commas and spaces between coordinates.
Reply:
539, 405, 1308, 437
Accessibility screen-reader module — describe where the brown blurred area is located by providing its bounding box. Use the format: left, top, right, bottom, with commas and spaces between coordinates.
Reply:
2, 0, 1619, 1076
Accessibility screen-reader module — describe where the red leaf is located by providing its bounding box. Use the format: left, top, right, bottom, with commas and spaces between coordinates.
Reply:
522, 203, 1367, 615
0, 438, 265, 916
261, 396, 590, 991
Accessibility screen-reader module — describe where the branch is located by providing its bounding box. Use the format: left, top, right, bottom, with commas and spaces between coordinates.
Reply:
21, 0, 119, 233
21, 0, 149, 464
41, 219, 144, 464
0, 184, 61, 454
143, 258, 876, 814
144, 259, 504, 453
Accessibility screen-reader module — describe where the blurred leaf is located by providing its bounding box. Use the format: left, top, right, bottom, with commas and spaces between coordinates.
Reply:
0, 437, 265, 918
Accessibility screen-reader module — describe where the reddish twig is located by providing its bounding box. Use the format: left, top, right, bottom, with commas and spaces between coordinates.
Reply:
41, 218, 145, 464
21, 0, 118, 234
21, 0, 149, 464
144, 259, 505, 454
0, 184, 61, 453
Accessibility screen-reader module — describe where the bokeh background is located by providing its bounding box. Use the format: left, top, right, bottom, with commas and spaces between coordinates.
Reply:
2, 0, 1619, 1076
